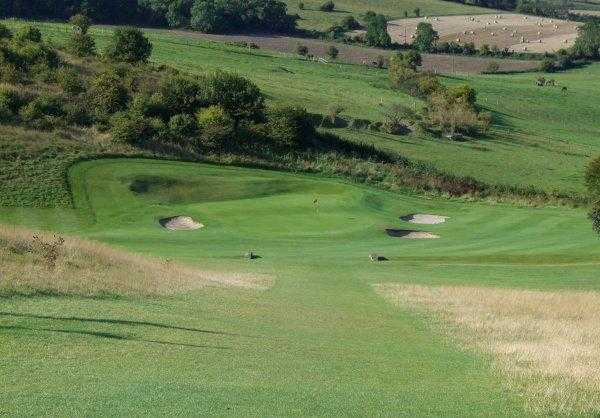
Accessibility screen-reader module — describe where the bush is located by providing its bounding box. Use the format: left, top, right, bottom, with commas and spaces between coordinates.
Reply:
196, 105, 235, 149
297, 44, 308, 56
267, 106, 315, 148
104, 27, 152, 64
320, 1, 335, 12
203, 71, 265, 123
0, 24, 12, 40
63, 101, 92, 126
168, 113, 198, 139
365, 14, 391, 48
0, 63, 21, 83
20, 94, 65, 129
350, 118, 371, 130
158, 74, 205, 116
589, 205, 600, 234
130, 92, 168, 119
326, 45, 339, 59
485, 61, 500, 74
539, 58, 556, 73
14, 26, 42, 44
18, 43, 60, 69
0, 86, 25, 114
56, 67, 85, 95
382, 104, 417, 135
110, 112, 154, 145
89, 71, 129, 116
68, 32, 96, 57
341, 16, 361, 30
586, 156, 600, 198
70, 14, 92, 34
425, 90, 490, 138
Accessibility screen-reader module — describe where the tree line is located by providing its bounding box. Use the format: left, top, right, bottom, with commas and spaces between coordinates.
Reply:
0, 0, 297, 33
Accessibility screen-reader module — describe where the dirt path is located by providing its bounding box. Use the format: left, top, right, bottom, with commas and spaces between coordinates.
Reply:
154, 29, 539, 74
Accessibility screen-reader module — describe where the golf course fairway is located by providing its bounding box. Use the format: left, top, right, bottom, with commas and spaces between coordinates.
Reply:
1, 158, 599, 415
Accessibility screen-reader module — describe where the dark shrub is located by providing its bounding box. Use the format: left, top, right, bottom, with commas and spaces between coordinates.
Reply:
158, 74, 205, 116
382, 104, 417, 135
130, 92, 168, 119
326, 45, 339, 59
68, 32, 96, 57
196, 105, 235, 149
297, 44, 308, 56
203, 71, 265, 123
89, 71, 129, 116
539, 58, 556, 73
590, 205, 600, 234
110, 112, 154, 145
485, 61, 500, 74
341, 16, 361, 30
56, 67, 85, 95
586, 156, 600, 198
0, 63, 21, 83
19, 43, 60, 69
14, 26, 42, 44
267, 106, 315, 148
64, 101, 92, 126
350, 118, 371, 130
320, 1, 335, 12
168, 113, 198, 139
365, 14, 391, 48
69, 14, 92, 34
105, 27, 152, 64
20, 94, 65, 129
0, 86, 25, 114
0, 24, 12, 39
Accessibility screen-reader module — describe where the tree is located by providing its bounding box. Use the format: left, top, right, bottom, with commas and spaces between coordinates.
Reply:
586, 156, 600, 233
89, 72, 129, 115
326, 45, 339, 59
388, 51, 421, 89
572, 21, 600, 59
203, 71, 265, 124
104, 27, 152, 63
68, 14, 96, 57
365, 14, 391, 48
413, 22, 438, 52
297, 44, 308, 56
70, 14, 92, 34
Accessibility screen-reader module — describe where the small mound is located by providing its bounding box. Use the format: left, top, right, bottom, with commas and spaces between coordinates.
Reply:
159, 216, 204, 231
386, 229, 440, 239
400, 214, 448, 225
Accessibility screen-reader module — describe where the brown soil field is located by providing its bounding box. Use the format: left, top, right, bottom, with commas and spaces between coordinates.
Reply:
162, 30, 539, 74
387, 13, 581, 53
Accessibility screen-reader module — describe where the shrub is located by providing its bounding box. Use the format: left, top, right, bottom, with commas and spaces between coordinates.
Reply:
56, 67, 85, 95
365, 14, 391, 48
590, 205, 600, 234
485, 61, 500, 74
297, 44, 308, 56
425, 90, 490, 138
158, 74, 205, 116
168, 113, 198, 139
203, 71, 265, 123
130, 92, 168, 119
70, 14, 92, 34
267, 106, 315, 148
20, 94, 65, 129
68, 32, 96, 57
0, 63, 21, 83
14, 26, 42, 44
382, 104, 418, 135
110, 112, 154, 145
320, 1, 335, 12
585, 156, 600, 198
539, 58, 556, 73
341, 16, 361, 30
89, 71, 129, 116
104, 27, 152, 64
18, 43, 60, 69
350, 118, 371, 130
0, 86, 24, 114
326, 45, 339, 59
196, 105, 235, 149
0, 24, 12, 40
413, 22, 438, 52
64, 101, 92, 126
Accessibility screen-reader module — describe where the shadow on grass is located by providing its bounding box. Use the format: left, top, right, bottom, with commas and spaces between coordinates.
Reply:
1, 325, 231, 350
0, 312, 250, 337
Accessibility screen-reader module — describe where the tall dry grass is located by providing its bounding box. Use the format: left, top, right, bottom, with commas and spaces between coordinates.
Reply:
0, 225, 267, 298
376, 283, 600, 415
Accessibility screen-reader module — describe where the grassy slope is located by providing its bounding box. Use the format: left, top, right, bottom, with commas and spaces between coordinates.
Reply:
3, 158, 600, 415
4, 20, 598, 197
283, 0, 493, 32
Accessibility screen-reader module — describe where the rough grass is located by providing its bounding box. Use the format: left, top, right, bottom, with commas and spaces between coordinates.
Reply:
0, 224, 266, 298
376, 284, 600, 415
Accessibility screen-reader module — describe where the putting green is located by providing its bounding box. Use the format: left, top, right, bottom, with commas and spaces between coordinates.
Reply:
1, 158, 599, 415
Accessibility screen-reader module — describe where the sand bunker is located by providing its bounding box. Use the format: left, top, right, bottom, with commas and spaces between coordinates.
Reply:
159, 216, 204, 231
400, 214, 448, 225
386, 229, 440, 239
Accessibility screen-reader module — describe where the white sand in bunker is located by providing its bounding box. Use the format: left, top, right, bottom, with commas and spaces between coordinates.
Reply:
159, 216, 204, 231
386, 229, 440, 239
400, 214, 448, 225
386, 13, 580, 53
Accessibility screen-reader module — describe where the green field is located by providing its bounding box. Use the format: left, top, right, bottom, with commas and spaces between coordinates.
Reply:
282, 0, 492, 32
2, 158, 599, 415
5, 20, 599, 197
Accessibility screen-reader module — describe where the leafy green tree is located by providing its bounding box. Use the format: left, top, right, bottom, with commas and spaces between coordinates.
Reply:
104, 27, 152, 64
204, 71, 265, 123
267, 106, 315, 148
364, 14, 391, 48
572, 21, 600, 59
413, 22, 438, 52
586, 156, 600, 233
